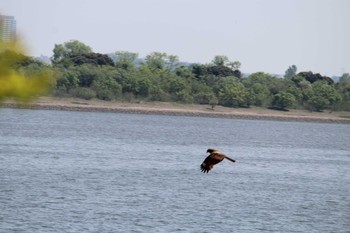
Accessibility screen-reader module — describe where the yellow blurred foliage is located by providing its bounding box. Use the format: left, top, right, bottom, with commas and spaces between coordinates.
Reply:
0, 38, 54, 103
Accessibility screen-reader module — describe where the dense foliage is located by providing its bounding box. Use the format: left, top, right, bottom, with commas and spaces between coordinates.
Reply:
4, 40, 350, 112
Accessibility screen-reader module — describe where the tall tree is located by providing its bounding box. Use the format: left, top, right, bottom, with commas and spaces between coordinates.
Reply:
339, 73, 350, 83
284, 65, 297, 78
52, 40, 92, 63
212, 55, 241, 70
114, 51, 139, 69
145, 52, 168, 70
167, 55, 179, 70
212, 55, 229, 66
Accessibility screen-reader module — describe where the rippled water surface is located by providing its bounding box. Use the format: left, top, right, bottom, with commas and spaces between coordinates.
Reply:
1, 108, 349, 232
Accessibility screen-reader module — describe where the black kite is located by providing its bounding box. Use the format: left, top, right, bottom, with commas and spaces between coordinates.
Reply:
200, 148, 236, 173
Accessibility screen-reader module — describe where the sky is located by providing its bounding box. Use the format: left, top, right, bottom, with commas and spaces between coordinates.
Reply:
0, 0, 349, 76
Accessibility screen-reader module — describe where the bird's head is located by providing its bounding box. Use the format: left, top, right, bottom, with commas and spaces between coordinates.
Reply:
207, 148, 216, 153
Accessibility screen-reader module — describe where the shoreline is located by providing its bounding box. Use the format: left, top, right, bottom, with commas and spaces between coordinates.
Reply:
1, 97, 350, 124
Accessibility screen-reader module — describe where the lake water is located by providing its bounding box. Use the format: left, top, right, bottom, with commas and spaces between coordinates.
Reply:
0, 108, 349, 233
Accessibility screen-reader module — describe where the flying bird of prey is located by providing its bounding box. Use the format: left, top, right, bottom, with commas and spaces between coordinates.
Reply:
200, 148, 236, 173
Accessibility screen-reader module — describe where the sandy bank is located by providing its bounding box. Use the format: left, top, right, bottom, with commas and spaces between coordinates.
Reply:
1, 97, 350, 124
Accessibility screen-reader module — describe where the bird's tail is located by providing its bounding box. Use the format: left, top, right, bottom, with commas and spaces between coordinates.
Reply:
224, 155, 236, 163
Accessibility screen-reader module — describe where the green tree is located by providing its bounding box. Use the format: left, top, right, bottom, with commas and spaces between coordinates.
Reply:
286, 85, 303, 105
218, 83, 250, 107
117, 69, 139, 94
69, 53, 114, 66
145, 52, 168, 70
339, 73, 350, 84
167, 55, 179, 70
193, 91, 216, 105
114, 51, 139, 69
175, 66, 194, 79
298, 71, 334, 85
284, 65, 297, 78
91, 76, 122, 100
167, 76, 188, 94
55, 69, 79, 92
207, 65, 240, 77
74, 64, 100, 87
149, 85, 166, 101
209, 95, 219, 110
135, 77, 152, 97
174, 89, 193, 103
212, 76, 240, 94
307, 96, 329, 112
335, 81, 350, 110
212, 55, 229, 66
291, 75, 312, 90
313, 81, 341, 106
268, 77, 292, 94
145, 52, 179, 71
52, 40, 92, 63
69, 87, 96, 100
307, 81, 342, 111
227, 61, 241, 70
211, 55, 240, 70
210, 55, 241, 78
250, 83, 270, 106
192, 82, 217, 105
116, 68, 154, 98
243, 72, 273, 87
271, 92, 296, 110
191, 64, 208, 79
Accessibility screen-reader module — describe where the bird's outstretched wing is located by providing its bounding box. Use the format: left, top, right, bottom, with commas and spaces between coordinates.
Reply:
200, 152, 224, 173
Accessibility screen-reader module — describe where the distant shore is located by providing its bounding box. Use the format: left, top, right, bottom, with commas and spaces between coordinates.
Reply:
1, 97, 350, 124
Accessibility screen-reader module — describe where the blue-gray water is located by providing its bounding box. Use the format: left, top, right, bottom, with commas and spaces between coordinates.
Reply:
0, 108, 349, 233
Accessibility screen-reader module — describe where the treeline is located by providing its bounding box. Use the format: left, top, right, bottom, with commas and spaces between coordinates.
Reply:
4, 40, 350, 111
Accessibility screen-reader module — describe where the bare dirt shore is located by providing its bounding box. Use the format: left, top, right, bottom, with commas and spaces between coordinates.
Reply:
1, 97, 350, 124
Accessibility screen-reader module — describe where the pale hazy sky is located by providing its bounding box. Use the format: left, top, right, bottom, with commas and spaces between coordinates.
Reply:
0, 0, 349, 76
